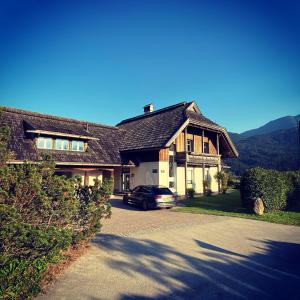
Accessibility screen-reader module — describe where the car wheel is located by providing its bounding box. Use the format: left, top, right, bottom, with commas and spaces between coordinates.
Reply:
142, 200, 148, 211
123, 196, 128, 204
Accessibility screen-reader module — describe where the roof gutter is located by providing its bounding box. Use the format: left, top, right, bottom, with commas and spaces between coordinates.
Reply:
7, 160, 134, 167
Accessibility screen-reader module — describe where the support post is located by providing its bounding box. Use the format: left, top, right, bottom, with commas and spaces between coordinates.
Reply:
84, 171, 88, 186
184, 127, 188, 196
217, 133, 220, 155
202, 129, 205, 153
202, 163, 205, 194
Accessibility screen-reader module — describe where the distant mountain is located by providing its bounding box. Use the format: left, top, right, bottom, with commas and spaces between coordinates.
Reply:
241, 115, 300, 138
226, 115, 300, 175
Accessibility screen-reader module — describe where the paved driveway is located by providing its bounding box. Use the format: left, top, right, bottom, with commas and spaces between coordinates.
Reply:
38, 197, 300, 300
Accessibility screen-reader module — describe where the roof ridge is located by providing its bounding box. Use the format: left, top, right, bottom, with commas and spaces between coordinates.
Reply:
117, 101, 189, 126
0, 106, 120, 130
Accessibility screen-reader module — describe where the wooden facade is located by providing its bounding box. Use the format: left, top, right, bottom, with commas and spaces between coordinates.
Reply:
175, 129, 218, 155
159, 148, 169, 161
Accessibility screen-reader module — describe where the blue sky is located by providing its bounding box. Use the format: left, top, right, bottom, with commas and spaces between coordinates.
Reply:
0, 0, 299, 133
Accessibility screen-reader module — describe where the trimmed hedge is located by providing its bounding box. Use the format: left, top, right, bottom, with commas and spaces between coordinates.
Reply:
240, 167, 300, 212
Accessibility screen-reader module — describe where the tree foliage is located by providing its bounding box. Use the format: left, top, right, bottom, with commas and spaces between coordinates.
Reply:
240, 167, 300, 212
0, 116, 112, 299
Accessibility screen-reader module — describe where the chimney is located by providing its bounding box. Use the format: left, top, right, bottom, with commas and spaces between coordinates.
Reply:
144, 103, 154, 114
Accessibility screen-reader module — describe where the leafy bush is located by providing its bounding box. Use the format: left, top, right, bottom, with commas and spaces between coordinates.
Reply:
285, 172, 300, 210
0, 119, 112, 299
214, 171, 229, 193
240, 167, 300, 212
203, 179, 212, 196
227, 173, 240, 189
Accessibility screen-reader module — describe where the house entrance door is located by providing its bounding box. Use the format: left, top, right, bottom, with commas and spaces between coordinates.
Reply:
122, 173, 130, 191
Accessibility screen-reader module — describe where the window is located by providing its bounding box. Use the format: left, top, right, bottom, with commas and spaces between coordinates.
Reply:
72, 140, 85, 152
37, 136, 86, 152
169, 181, 175, 188
204, 167, 210, 181
187, 139, 194, 153
203, 142, 209, 154
187, 169, 193, 184
152, 187, 173, 195
169, 154, 174, 177
37, 137, 53, 149
55, 139, 69, 150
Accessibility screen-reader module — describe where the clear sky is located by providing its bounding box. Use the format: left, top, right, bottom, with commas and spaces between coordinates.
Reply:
0, 0, 299, 133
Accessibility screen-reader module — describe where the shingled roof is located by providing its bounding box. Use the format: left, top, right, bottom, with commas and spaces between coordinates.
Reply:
0, 107, 128, 166
1, 101, 238, 164
116, 102, 189, 151
116, 101, 237, 157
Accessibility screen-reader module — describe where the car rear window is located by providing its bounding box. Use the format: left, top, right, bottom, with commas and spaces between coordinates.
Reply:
152, 187, 173, 195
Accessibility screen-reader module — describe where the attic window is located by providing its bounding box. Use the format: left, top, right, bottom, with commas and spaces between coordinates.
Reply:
72, 140, 85, 152
37, 137, 52, 149
36, 137, 85, 152
55, 139, 69, 150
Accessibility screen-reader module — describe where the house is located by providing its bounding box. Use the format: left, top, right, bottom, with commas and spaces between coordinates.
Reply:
0, 101, 238, 195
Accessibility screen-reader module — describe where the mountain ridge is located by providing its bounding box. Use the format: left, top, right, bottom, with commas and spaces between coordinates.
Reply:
238, 114, 300, 138
226, 114, 299, 175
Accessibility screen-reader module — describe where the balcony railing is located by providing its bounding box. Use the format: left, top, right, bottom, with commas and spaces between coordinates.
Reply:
175, 152, 220, 166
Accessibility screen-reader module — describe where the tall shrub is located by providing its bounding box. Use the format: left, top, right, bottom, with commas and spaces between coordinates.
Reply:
240, 168, 288, 211
285, 172, 300, 210
0, 116, 112, 299
214, 171, 229, 193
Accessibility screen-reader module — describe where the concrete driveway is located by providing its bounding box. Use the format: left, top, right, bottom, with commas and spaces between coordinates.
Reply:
37, 197, 300, 300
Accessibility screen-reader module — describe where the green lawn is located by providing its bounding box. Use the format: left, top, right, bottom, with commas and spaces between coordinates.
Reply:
174, 190, 300, 226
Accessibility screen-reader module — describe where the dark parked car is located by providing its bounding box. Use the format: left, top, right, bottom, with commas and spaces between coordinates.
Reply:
123, 185, 176, 210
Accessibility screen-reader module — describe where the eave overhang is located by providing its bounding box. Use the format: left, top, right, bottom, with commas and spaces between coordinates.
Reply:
26, 129, 99, 141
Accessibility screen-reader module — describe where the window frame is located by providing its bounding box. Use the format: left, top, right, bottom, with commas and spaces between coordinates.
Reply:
187, 139, 194, 153
71, 140, 85, 152
187, 169, 193, 184
36, 137, 53, 150
55, 138, 70, 151
203, 141, 209, 154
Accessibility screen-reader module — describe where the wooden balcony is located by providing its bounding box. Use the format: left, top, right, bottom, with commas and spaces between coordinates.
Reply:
175, 152, 220, 166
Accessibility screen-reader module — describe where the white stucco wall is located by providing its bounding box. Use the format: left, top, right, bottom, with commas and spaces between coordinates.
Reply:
130, 162, 159, 188
176, 166, 185, 196
113, 167, 122, 192
208, 166, 219, 192
194, 167, 203, 194
158, 161, 169, 187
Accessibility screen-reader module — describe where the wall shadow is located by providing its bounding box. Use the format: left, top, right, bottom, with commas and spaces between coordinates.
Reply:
91, 234, 300, 300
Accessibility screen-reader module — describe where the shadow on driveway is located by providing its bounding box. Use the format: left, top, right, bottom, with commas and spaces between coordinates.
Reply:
108, 198, 142, 211
92, 234, 300, 300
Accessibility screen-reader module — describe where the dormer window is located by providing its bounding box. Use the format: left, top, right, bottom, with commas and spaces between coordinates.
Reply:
55, 139, 69, 150
37, 137, 53, 149
36, 137, 85, 152
71, 140, 85, 152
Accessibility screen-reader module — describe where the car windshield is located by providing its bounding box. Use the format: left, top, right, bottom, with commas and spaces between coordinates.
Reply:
152, 187, 173, 195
